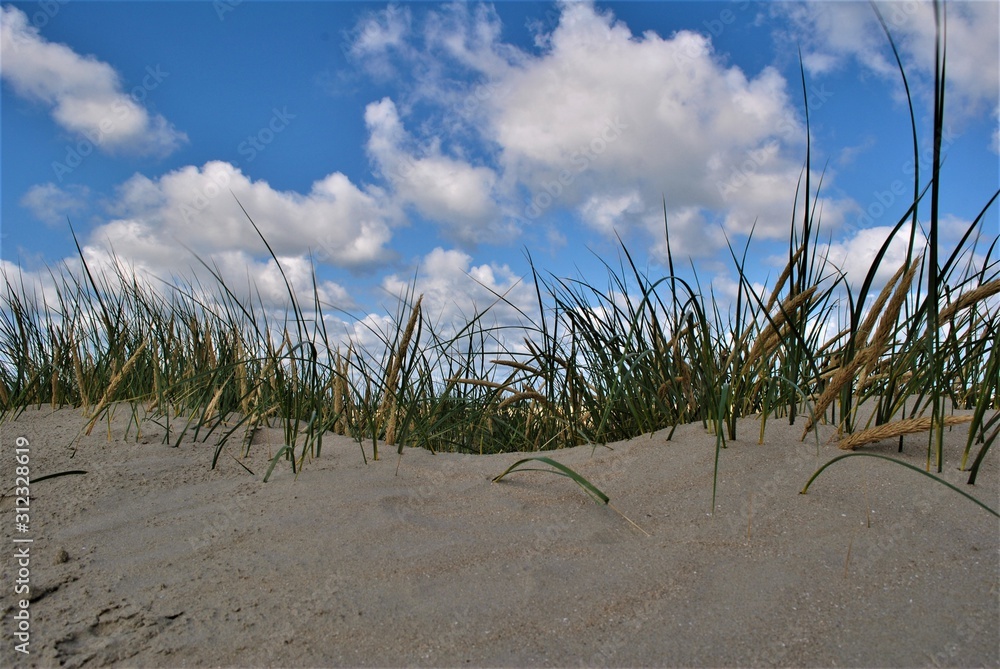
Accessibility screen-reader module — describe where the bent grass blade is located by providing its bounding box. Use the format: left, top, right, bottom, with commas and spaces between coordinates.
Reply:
493, 456, 609, 503
492, 456, 650, 535
800, 452, 999, 518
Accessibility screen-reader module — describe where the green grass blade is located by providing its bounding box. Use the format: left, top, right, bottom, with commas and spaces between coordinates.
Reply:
492, 456, 609, 504
263, 445, 294, 483
800, 452, 999, 518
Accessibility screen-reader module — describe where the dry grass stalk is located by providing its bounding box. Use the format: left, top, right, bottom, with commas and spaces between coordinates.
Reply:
446, 377, 510, 391
333, 348, 346, 435
938, 279, 1000, 325
51, 341, 60, 408
857, 260, 920, 387
342, 346, 355, 433
804, 262, 919, 438
804, 362, 863, 438
380, 295, 422, 446
384, 403, 400, 446
147, 343, 161, 413
855, 260, 909, 347
85, 337, 149, 436
763, 241, 807, 313
497, 390, 548, 410
524, 337, 568, 369
203, 322, 217, 369
203, 382, 227, 422
745, 286, 816, 373
868, 260, 920, 355
676, 351, 695, 415
235, 340, 250, 416
71, 342, 88, 411
837, 415, 974, 451
491, 359, 542, 376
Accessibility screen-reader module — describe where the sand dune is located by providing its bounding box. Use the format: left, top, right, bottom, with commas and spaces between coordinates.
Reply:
1, 405, 997, 667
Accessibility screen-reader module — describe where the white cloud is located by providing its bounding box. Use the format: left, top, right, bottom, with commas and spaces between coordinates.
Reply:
348, 1, 850, 260
821, 225, 927, 292
99, 161, 396, 271
346, 4, 414, 81
20, 183, 90, 228
579, 190, 645, 237
778, 1, 1000, 118
382, 246, 533, 335
484, 3, 852, 250
0, 5, 186, 157
993, 106, 999, 155
364, 98, 513, 246
32, 160, 400, 311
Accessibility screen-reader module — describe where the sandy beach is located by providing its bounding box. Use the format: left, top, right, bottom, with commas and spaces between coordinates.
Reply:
1, 405, 997, 668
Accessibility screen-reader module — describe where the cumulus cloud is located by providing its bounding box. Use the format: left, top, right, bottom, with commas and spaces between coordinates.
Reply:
20, 183, 91, 227
98, 161, 396, 271
382, 246, 534, 335
821, 225, 927, 292
0, 5, 186, 157
482, 4, 844, 245
364, 98, 513, 246
38, 160, 400, 311
778, 1, 999, 118
993, 106, 999, 155
348, 1, 850, 260
345, 4, 414, 81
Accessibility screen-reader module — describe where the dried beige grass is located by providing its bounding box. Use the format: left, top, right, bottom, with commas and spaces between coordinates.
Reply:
235, 341, 250, 416
51, 341, 60, 408
332, 348, 346, 435
857, 259, 921, 388
203, 382, 227, 422
867, 260, 920, 356
804, 260, 919, 438
446, 377, 509, 391
763, 241, 807, 314
854, 260, 909, 347
804, 363, 862, 438
85, 338, 149, 436
71, 339, 88, 411
837, 414, 974, 451
938, 279, 1000, 325
381, 295, 422, 447
497, 389, 548, 410
744, 286, 816, 374
491, 359, 542, 376
203, 323, 217, 369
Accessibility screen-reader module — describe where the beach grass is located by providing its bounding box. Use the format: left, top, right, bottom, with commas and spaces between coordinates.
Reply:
1, 1, 997, 492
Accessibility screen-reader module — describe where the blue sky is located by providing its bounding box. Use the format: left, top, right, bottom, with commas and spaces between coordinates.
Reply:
1, 0, 998, 340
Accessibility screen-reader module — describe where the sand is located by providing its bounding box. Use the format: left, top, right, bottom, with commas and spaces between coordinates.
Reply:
1, 404, 997, 668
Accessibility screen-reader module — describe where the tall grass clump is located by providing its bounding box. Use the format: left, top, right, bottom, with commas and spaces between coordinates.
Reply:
0, 1, 996, 486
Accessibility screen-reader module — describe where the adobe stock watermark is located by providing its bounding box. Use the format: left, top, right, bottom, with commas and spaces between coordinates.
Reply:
523, 116, 629, 220
671, 0, 754, 68
377, 78, 510, 189
11, 436, 33, 656
438, 79, 511, 135
15, 0, 69, 32
180, 107, 295, 223
237, 106, 295, 162
214, 0, 242, 21
876, 0, 925, 33
716, 82, 834, 201
850, 125, 959, 232
51, 65, 171, 182
702, 0, 754, 39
